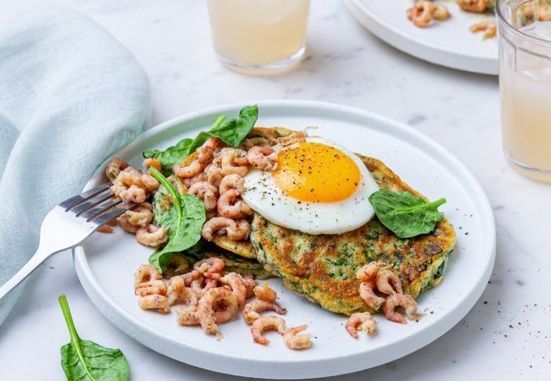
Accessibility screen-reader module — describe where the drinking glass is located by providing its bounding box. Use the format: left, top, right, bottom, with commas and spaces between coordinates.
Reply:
206, 0, 310, 74
498, 0, 551, 182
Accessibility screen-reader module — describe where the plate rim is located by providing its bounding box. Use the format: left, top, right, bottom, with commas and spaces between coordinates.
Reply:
342, 0, 498, 75
74, 99, 496, 379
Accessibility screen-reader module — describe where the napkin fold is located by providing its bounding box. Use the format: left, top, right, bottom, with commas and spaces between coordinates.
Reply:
0, 8, 150, 325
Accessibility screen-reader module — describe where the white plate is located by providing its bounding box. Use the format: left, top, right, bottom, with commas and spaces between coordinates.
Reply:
343, 0, 498, 75
74, 100, 496, 379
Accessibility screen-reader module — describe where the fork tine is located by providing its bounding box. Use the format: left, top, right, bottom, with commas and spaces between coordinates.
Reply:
90, 202, 134, 226
59, 183, 111, 210
69, 190, 113, 216
81, 198, 122, 220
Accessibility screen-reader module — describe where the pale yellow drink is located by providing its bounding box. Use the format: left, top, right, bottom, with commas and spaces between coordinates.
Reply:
498, 2, 551, 182
207, 0, 310, 72
501, 65, 551, 179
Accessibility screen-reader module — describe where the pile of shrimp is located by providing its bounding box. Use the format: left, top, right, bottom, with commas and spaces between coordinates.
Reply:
134, 258, 312, 350
345, 263, 421, 339
101, 130, 306, 246
162, 129, 307, 244
100, 158, 170, 248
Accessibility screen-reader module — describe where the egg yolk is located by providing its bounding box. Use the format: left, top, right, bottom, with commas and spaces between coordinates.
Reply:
272, 142, 361, 203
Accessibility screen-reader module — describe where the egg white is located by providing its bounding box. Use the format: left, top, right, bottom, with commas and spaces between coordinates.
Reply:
242, 137, 379, 235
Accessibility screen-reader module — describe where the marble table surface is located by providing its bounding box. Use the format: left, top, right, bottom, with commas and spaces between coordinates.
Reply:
1, 1, 550, 380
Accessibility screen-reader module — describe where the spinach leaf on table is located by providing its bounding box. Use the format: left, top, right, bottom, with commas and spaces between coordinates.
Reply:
148, 167, 206, 271
58, 295, 129, 381
368, 189, 446, 239
143, 105, 258, 174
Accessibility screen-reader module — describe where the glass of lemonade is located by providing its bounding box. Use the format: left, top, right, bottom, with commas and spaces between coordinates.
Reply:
206, 0, 310, 74
498, 0, 551, 182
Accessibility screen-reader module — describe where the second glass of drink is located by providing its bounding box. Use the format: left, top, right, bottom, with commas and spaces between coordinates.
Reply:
207, 0, 311, 74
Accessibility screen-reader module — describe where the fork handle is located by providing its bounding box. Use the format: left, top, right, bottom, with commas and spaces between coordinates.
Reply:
0, 245, 55, 300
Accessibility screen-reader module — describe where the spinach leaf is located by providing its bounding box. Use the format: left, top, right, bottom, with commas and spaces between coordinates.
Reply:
209, 105, 258, 147
143, 105, 258, 173
148, 168, 206, 271
368, 189, 446, 239
143, 138, 194, 175
58, 295, 129, 381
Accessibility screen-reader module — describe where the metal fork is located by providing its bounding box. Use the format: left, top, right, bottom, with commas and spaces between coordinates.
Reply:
0, 184, 133, 300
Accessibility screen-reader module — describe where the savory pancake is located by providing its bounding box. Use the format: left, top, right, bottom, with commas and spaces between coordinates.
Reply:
211, 237, 256, 259
250, 155, 456, 315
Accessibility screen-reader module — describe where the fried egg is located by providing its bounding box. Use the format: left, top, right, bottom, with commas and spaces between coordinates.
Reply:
242, 137, 379, 235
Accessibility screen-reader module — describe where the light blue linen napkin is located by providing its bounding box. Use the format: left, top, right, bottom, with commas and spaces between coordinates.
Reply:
0, 8, 150, 325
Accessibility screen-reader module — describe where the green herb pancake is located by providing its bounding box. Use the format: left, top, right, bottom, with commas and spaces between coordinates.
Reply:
249, 155, 456, 316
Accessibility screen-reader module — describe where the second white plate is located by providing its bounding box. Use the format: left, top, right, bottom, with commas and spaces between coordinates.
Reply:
74, 100, 495, 379
344, 0, 498, 75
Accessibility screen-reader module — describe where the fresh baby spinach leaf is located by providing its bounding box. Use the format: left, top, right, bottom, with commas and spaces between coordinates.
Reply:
143, 105, 258, 174
58, 294, 129, 381
143, 138, 194, 175
368, 189, 446, 239
209, 104, 258, 147
148, 168, 206, 271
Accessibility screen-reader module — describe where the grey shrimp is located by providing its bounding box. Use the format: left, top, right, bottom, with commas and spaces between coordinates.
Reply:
243, 299, 287, 325
172, 138, 220, 179
196, 287, 239, 336
227, 219, 250, 241
136, 224, 169, 248
173, 161, 205, 179
105, 157, 128, 182
205, 157, 224, 187
242, 275, 257, 298
345, 312, 377, 338
138, 294, 170, 314
111, 167, 159, 203
221, 148, 249, 177
193, 257, 225, 276
253, 283, 277, 303
383, 293, 420, 324
135, 280, 167, 297
356, 263, 380, 282
117, 203, 153, 233
250, 315, 286, 345
182, 172, 207, 188
190, 277, 218, 298
167, 276, 198, 306
356, 263, 385, 310
217, 189, 252, 218
375, 269, 403, 296
134, 264, 162, 286
246, 145, 278, 171
284, 325, 312, 350
175, 304, 200, 326
219, 174, 245, 194
407, 1, 434, 28
201, 216, 236, 241
359, 280, 385, 311
188, 181, 219, 211
220, 272, 247, 307
197, 137, 221, 164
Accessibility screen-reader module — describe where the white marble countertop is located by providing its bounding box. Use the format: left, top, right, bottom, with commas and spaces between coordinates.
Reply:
1, 1, 550, 380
